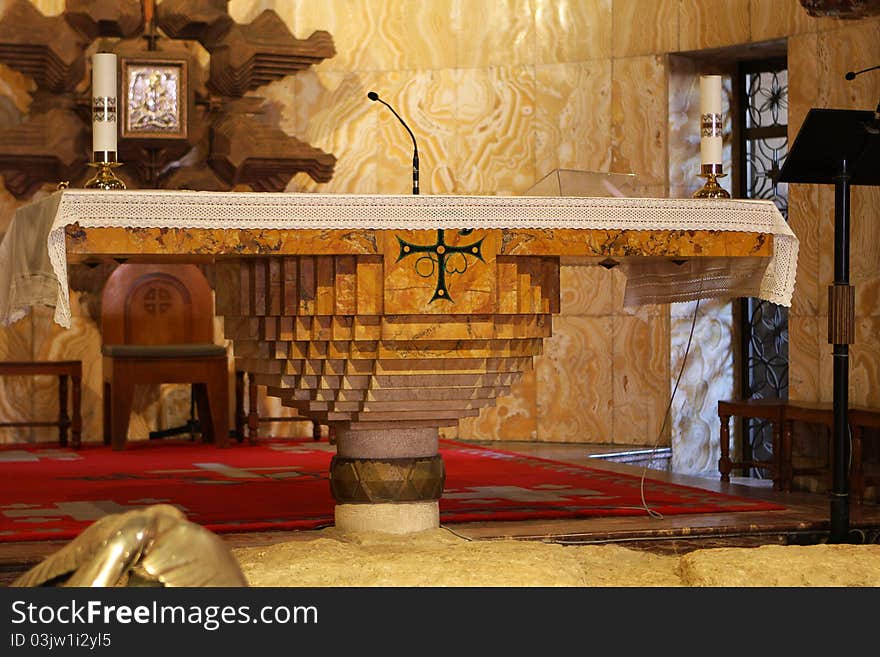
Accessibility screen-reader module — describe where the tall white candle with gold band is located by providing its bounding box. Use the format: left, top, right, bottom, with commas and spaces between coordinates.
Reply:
699, 75, 723, 166
92, 53, 118, 160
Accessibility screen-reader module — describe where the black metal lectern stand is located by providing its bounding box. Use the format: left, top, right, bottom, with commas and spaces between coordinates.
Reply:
779, 108, 880, 543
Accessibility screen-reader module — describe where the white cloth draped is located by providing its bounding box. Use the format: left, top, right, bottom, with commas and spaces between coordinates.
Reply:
0, 190, 798, 328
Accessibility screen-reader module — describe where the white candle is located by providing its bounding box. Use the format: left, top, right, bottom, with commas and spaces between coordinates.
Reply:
92, 53, 118, 158
699, 74, 722, 166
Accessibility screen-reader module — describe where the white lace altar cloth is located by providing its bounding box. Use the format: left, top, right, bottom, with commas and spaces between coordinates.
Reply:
0, 190, 798, 328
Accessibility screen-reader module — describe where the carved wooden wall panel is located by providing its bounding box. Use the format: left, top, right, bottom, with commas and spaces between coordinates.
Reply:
799, 0, 880, 18
0, 0, 87, 92
64, 0, 144, 40
0, 0, 336, 195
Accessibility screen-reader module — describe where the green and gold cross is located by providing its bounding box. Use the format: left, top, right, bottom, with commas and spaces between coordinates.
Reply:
396, 229, 484, 303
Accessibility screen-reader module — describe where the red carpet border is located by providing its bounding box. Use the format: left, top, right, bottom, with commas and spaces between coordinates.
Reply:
0, 439, 784, 542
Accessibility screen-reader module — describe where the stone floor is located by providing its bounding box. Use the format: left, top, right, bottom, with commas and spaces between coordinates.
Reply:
233, 526, 880, 587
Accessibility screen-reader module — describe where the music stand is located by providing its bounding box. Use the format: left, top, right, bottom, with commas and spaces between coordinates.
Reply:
779, 108, 880, 543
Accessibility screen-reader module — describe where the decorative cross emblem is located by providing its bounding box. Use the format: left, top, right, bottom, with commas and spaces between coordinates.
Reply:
143, 285, 172, 315
396, 229, 484, 303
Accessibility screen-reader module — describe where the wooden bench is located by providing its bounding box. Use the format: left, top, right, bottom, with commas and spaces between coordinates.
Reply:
0, 361, 82, 448
718, 398, 879, 502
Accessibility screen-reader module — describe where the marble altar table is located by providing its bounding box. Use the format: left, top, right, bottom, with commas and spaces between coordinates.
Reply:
0, 190, 797, 533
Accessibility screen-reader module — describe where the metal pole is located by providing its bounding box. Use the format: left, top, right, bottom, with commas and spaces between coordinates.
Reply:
829, 160, 851, 543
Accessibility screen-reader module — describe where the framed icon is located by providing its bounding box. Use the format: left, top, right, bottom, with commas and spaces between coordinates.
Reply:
120, 57, 188, 140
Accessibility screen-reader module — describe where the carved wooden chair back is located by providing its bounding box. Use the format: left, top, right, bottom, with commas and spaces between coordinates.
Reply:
100, 264, 229, 450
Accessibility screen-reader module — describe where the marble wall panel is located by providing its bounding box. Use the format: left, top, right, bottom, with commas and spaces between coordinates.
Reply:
813, 197, 878, 319
535, 61, 612, 180
851, 317, 880, 408
244, 0, 458, 73
612, 0, 679, 58
455, 0, 535, 69
611, 55, 668, 187
788, 313, 822, 403
559, 264, 614, 316
817, 20, 880, 109
679, 0, 751, 52
670, 299, 734, 474
787, 184, 820, 317
786, 32, 819, 133
367, 0, 459, 72
535, 0, 612, 64
30, 297, 102, 443
0, 312, 33, 444
667, 56, 700, 197
284, 71, 379, 194
851, 186, 880, 317
612, 310, 670, 445
750, 0, 818, 42
785, 24, 821, 320
453, 66, 536, 195
457, 368, 538, 441
536, 315, 613, 442
816, 184, 835, 318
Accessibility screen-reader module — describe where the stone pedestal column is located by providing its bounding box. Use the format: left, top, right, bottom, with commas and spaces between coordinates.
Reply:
331, 427, 444, 533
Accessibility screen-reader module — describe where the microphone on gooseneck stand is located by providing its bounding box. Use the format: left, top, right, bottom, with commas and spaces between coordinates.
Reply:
367, 91, 419, 194
844, 64, 880, 131
844, 64, 880, 81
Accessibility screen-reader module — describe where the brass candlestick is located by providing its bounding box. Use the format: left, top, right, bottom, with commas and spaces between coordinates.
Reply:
693, 163, 730, 198
84, 160, 126, 190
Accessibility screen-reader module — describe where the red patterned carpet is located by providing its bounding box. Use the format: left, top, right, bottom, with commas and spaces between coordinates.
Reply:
0, 439, 784, 542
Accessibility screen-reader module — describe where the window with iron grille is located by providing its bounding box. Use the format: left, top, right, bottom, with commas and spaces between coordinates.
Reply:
736, 58, 789, 477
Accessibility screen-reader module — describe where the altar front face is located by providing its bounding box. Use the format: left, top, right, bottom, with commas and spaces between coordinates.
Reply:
2, 190, 795, 533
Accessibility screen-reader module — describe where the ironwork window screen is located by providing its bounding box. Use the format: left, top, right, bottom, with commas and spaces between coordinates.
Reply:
737, 58, 790, 477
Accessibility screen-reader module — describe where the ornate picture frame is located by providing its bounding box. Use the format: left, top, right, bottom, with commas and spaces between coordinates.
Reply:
119, 57, 188, 140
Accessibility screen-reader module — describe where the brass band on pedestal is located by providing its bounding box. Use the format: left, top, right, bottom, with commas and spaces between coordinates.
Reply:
330, 455, 445, 504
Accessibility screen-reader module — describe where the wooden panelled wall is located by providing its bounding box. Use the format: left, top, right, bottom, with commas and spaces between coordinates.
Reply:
0, 2, 878, 476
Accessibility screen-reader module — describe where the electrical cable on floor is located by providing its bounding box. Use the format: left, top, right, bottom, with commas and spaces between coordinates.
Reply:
636, 287, 704, 519
633, 293, 703, 519
588, 293, 702, 520
440, 524, 474, 541
602, 284, 703, 520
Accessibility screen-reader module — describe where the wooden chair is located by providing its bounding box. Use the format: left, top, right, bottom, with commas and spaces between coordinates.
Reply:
101, 264, 229, 450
